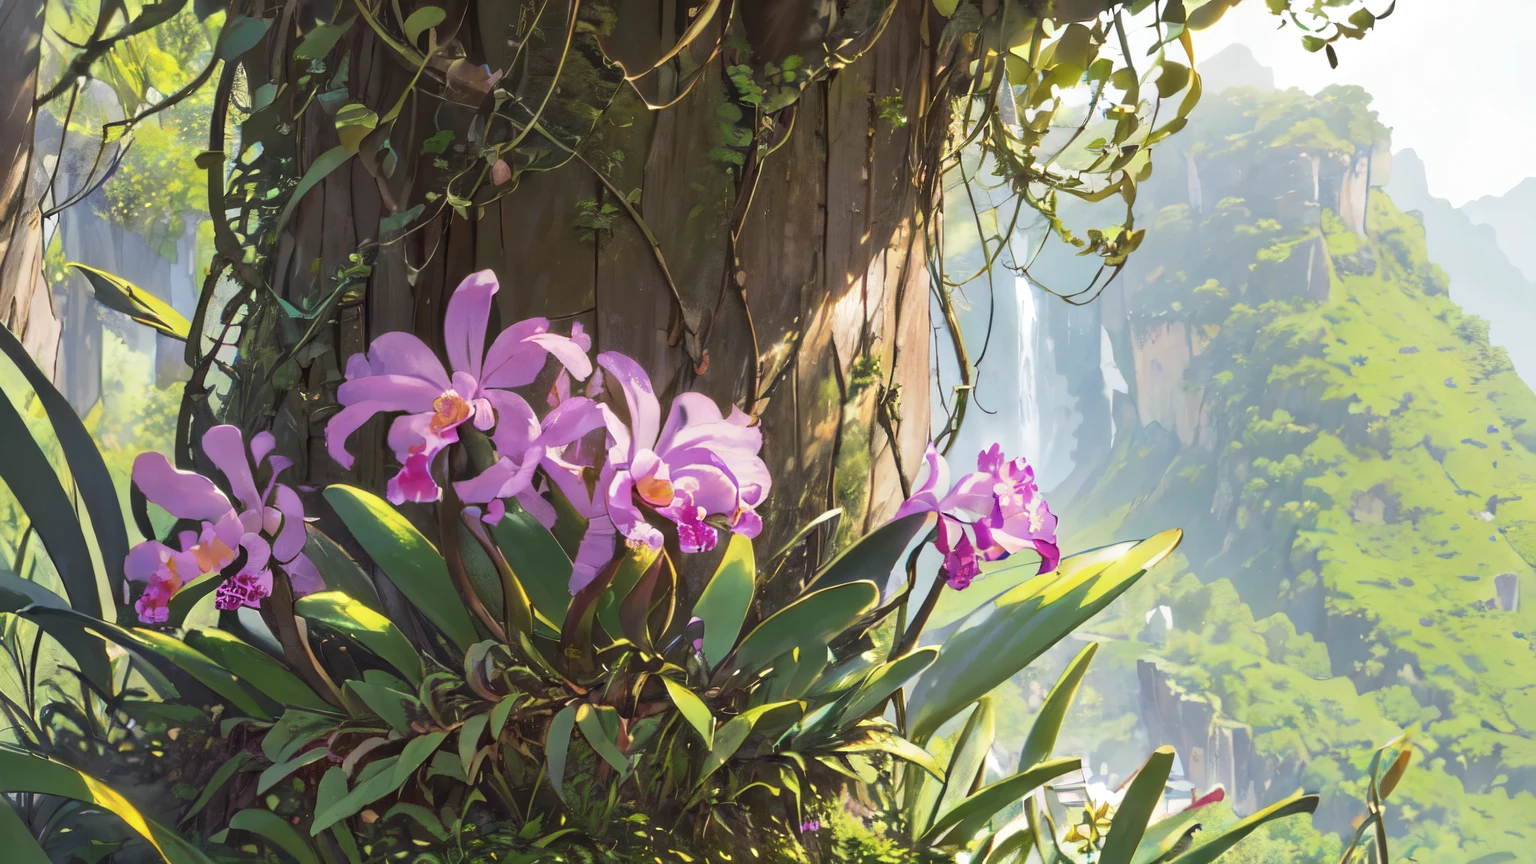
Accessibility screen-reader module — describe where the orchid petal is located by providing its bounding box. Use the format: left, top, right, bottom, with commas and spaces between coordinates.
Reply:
478, 318, 550, 388
249, 431, 277, 466
516, 488, 559, 528
444, 270, 499, 378
271, 484, 307, 563
203, 425, 262, 510
132, 452, 234, 523
484, 390, 541, 455
539, 396, 608, 449
336, 373, 445, 410
569, 514, 618, 594
285, 553, 325, 597
361, 332, 451, 389
597, 351, 661, 455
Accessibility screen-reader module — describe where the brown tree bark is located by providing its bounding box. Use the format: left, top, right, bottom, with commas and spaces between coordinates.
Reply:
0, 0, 61, 374
214, 0, 945, 602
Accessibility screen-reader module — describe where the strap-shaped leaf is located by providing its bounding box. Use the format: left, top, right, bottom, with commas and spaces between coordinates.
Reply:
324, 485, 478, 651
0, 567, 113, 689
0, 746, 213, 864
180, 750, 253, 824
832, 728, 943, 780
662, 676, 714, 749
699, 700, 802, 783
185, 629, 332, 711
0, 323, 128, 606
1019, 642, 1098, 770
546, 704, 577, 796
1165, 790, 1319, 864
0, 798, 50, 863
257, 747, 330, 794
0, 371, 106, 621
310, 731, 446, 834
68, 263, 192, 340
809, 511, 934, 591
458, 714, 489, 776
1100, 746, 1176, 864
490, 507, 573, 623
692, 533, 755, 665
302, 527, 382, 611
907, 530, 1182, 743
725, 581, 879, 679
931, 697, 996, 834
296, 591, 423, 684
919, 757, 1081, 848
262, 708, 338, 763
576, 704, 630, 773
837, 646, 938, 726
345, 680, 418, 733
230, 809, 318, 864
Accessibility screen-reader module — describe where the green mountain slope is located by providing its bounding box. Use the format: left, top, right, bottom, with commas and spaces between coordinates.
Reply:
963, 84, 1536, 861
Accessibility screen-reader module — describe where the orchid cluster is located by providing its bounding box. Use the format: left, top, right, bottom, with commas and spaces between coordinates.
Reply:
896, 443, 1060, 590
326, 270, 771, 593
126, 426, 322, 623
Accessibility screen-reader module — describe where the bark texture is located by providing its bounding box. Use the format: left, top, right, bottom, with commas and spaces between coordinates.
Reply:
0, 0, 61, 373
221, 0, 943, 603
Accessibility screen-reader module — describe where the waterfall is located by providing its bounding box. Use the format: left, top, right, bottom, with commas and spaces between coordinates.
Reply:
1016, 275, 1043, 474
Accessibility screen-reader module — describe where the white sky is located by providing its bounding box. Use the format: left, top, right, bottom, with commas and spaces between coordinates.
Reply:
1194, 1, 1534, 206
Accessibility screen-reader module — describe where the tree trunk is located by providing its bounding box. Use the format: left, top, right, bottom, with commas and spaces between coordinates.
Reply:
215, 0, 944, 598
0, 0, 61, 373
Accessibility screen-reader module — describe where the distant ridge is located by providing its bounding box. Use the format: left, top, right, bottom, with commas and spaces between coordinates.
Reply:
1199, 43, 1276, 94
1464, 177, 1536, 282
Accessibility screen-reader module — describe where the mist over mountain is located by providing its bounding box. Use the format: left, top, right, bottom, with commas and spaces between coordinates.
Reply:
1384, 150, 1536, 383
943, 65, 1536, 861
1464, 177, 1536, 283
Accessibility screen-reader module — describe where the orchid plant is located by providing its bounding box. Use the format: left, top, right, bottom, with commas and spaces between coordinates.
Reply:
0, 270, 1325, 864
126, 425, 322, 622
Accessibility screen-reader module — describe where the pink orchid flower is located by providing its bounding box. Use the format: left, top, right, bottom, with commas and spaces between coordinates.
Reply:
596, 351, 770, 554
127, 426, 322, 623
896, 443, 1059, 590
325, 269, 592, 504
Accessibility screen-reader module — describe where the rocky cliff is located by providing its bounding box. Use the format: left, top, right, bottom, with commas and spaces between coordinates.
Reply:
957, 81, 1536, 860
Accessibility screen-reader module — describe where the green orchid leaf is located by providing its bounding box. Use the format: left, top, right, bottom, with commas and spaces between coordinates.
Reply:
837, 646, 937, 726
324, 486, 478, 651
809, 511, 934, 591
231, 809, 319, 864
491, 508, 574, 623
402, 6, 445, 43
257, 748, 331, 795
296, 591, 423, 684
1101, 746, 1176, 864
546, 705, 577, 796
185, 629, 333, 711
263, 708, 337, 763
700, 701, 801, 783
0, 798, 49, 863
1164, 791, 1319, 864
726, 581, 879, 679
662, 676, 715, 749
0, 381, 108, 625
180, 750, 253, 825
459, 714, 489, 776
1019, 642, 1098, 770
693, 533, 755, 666
68, 262, 191, 340
345, 680, 419, 733
576, 704, 630, 773
0, 324, 128, 607
932, 698, 996, 834
919, 757, 1081, 848
302, 527, 382, 611
0, 746, 213, 864
907, 530, 1183, 743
